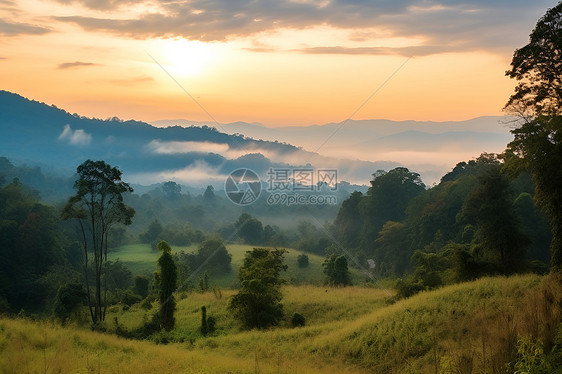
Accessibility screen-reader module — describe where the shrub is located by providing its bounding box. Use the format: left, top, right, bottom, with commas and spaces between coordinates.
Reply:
291, 313, 306, 327
118, 289, 142, 307
207, 316, 216, 333
297, 254, 309, 268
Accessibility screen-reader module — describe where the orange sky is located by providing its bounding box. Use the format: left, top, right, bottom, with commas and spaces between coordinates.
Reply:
0, 0, 556, 127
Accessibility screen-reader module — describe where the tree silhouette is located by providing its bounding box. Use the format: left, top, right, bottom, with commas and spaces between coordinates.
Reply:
62, 160, 135, 325
156, 241, 177, 331
505, 2, 562, 117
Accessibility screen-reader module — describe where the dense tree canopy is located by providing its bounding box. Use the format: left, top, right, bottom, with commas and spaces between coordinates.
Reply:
361, 167, 425, 245
0, 179, 69, 312
506, 116, 562, 270
460, 163, 529, 273
504, 3, 562, 271
505, 2, 562, 116
333, 167, 425, 260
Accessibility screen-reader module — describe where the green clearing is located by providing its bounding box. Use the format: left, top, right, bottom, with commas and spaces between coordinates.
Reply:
108, 243, 365, 287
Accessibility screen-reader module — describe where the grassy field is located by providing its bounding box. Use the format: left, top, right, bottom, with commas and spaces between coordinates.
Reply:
108, 243, 366, 288
2, 273, 560, 373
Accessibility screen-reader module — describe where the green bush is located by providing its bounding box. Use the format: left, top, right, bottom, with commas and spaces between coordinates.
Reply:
291, 313, 306, 327
297, 254, 309, 268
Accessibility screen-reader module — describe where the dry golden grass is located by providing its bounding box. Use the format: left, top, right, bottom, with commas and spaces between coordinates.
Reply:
1, 273, 560, 373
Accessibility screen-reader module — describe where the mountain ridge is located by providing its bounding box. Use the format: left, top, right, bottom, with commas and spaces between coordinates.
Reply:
0, 90, 398, 187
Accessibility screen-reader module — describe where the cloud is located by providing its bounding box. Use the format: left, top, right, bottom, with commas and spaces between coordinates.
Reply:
128, 160, 228, 186
57, 61, 98, 69
243, 47, 277, 53
0, 19, 50, 36
58, 124, 92, 145
148, 139, 308, 162
294, 45, 457, 57
53, 1, 553, 55
109, 75, 154, 86
53, 0, 144, 11
148, 140, 230, 155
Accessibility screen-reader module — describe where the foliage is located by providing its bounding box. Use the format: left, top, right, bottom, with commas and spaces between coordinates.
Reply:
503, 4, 562, 271
196, 237, 232, 273
513, 192, 552, 264
117, 289, 142, 307
229, 248, 287, 329
506, 115, 562, 270
133, 275, 150, 298
291, 312, 306, 327
513, 337, 551, 374
139, 220, 163, 250
61, 160, 135, 324
322, 254, 351, 286
332, 191, 363, 251
200, 305, 208, 336
372, 221, 411, 277
359, 167, 425, 247
53, 282, 86, 322
155, 241, 177, 331
104, 260, 133, 291
0, 178, 68, 313
161, 181, 181, 200
199, 271, 209, 292
207, 316, 216, 334
235, 213, 264, 245
203, 185, 215, 201
297, 253, 309, 268
460, 162, 529, 273
295, 220, 330, 255
505, 2, 562, 116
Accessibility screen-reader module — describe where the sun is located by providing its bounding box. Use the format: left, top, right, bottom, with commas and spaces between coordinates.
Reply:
156, 39, 217, 77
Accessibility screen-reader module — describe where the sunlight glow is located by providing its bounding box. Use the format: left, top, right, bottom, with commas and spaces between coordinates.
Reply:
156, 39, 219, 77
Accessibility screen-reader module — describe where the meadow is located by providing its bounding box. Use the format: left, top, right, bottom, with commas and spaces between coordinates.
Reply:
1, 273, 560, 373
108, 243, 366, 288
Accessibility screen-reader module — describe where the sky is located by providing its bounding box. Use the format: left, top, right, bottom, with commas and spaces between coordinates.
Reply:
0, 0, 557, 127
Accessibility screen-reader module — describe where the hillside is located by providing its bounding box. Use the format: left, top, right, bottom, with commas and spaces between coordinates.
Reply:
1, 274, 560, 373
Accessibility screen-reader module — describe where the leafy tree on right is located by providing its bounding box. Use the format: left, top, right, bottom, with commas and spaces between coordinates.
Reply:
504, 2, 562, 271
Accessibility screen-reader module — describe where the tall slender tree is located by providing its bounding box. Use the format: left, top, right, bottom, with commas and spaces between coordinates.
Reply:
62, 160, 135, 324
156, 240, 177, 331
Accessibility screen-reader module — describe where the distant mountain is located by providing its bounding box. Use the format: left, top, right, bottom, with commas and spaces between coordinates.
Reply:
151, 116, 512, 148
151, 116, 514, 185
0, 90, 396, 188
